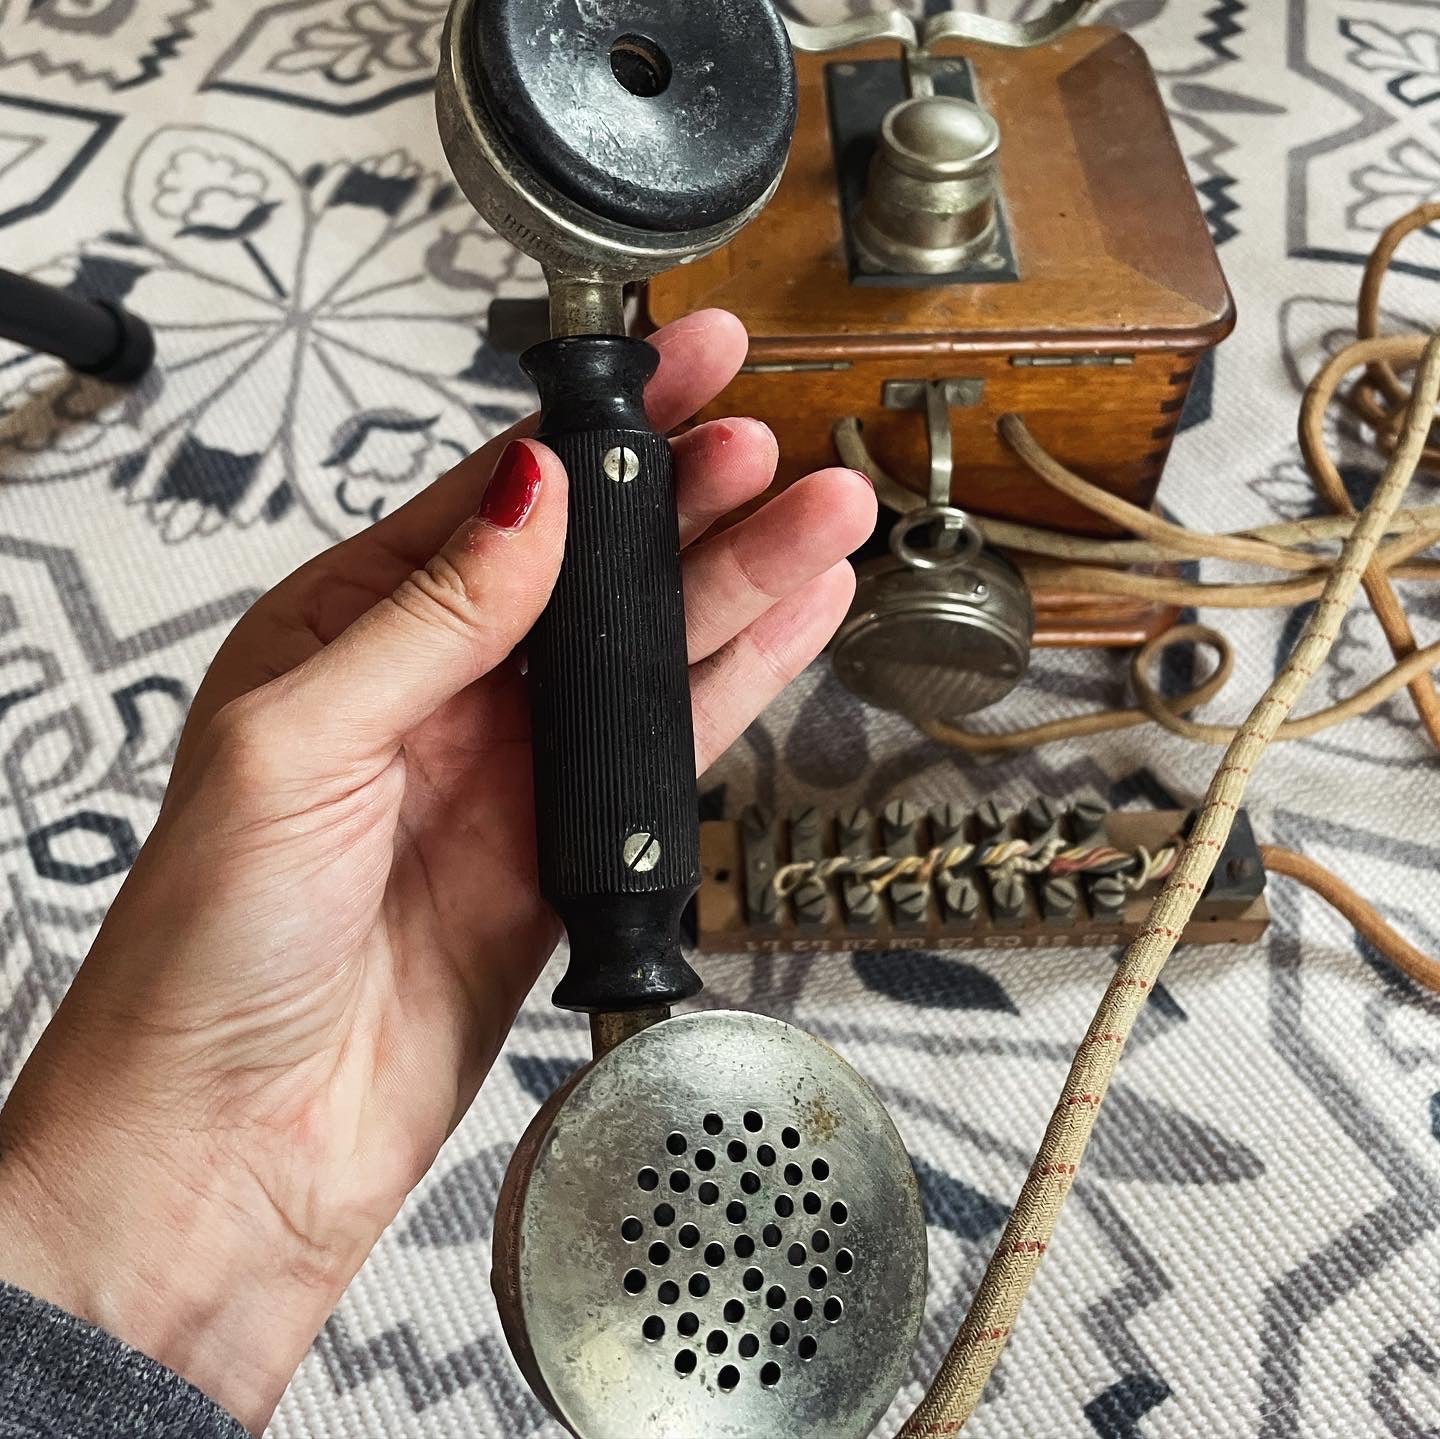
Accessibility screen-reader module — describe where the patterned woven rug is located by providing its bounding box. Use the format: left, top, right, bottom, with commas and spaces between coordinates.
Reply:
2, 2, 1438, 1436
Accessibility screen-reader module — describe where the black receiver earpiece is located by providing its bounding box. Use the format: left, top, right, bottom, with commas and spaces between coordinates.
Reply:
469, 0, 795, 234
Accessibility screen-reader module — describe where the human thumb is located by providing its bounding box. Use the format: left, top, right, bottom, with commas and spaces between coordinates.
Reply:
266, 438, 568, 772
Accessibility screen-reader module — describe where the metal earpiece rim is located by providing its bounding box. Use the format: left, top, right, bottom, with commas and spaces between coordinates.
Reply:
436, 0, 783, 284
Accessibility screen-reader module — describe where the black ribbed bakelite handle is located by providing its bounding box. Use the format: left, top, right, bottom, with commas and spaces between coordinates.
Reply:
521, 335, 702, 1013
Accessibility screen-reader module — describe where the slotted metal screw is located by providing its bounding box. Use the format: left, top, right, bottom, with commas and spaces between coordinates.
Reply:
892, 882, 927, 925
993, 874, 1025, 915
1069, 798, 1108, 842
975, 799, 1007, 837
844, 885, 880, 926
1042, 876, 1079, 918
942, 878, 980, 920
623, 830, 662, 872
794, 880, 829, 926
1090, 874, 1127, 913
882, 799, 917, 832
837, 807, 872, 849
930, 802, 966, 845
1022, 796, 1062, 842
604, 446, 639, 483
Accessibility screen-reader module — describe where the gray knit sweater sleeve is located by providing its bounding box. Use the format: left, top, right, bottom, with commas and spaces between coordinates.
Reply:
0, 1283, 249, 1438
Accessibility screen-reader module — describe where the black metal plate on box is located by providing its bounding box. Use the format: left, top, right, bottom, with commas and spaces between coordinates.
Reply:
826, 58, 1019, 288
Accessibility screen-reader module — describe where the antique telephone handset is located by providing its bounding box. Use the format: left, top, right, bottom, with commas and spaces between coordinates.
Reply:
436, 3, 929, 1435
434, 2, 1440, 1436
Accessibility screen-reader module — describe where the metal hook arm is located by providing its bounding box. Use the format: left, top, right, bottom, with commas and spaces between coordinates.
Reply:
784, 2, 1098, 99
783, 11, 919, 56
783, 1, 1098, 57
833, 400, 986, 574
923, 0, 1099, 51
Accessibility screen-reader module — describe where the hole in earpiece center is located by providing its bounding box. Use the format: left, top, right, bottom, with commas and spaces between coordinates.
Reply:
610, 33, 672, 98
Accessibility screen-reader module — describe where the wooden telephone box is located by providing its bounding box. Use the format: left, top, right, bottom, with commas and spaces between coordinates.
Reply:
643, 26, 1233, 646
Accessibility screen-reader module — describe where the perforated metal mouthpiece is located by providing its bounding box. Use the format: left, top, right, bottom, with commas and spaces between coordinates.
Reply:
492, 1011, 927, 1439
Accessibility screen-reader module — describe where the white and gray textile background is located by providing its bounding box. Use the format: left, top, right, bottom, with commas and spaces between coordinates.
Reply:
1, 1, 1438, 1435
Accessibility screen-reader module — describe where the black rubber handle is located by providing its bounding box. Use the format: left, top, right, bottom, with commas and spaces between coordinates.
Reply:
521, 335, 702, 1013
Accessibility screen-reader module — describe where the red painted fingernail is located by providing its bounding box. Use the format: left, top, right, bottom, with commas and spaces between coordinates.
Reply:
479, 441, 543, 530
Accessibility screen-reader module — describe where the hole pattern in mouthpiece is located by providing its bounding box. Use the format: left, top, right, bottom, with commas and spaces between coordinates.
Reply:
620, 1109, 853, 1394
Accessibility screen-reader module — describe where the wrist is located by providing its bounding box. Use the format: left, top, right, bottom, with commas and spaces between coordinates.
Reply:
0, 1065, 349, 1433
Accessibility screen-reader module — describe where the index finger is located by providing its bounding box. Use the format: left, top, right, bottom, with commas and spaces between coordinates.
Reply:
358, 308, 749, 568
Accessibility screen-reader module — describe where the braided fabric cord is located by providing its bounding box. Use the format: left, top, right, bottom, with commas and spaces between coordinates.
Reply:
1259, 846, 1440, 994
896, 333, 1440, 1436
